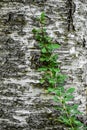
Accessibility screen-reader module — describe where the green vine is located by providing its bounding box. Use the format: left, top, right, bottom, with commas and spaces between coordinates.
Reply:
32, 12, 86, 130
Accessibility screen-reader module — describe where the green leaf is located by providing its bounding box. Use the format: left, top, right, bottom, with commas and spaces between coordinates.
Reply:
74, 120, 83, 126
49, 78, 56, 84
66, 88, 75, 94
41, 12, 45, 19
50, 54, 58, 60
40, 57, 49, 62
47, 87, 54, 92
54, 106, 62, 111
59, 116, 70, 125
40, 79, 45, 84
70, 109, 80, 115
43, 28, 46, 32
32, 28, 37, 34
40, 12, 45, 24
46, 36, 52, 42
54, 90, 61, 96
49, 68, 60, 73
40, 57, 46, 61
51, 44, 60, 49
65, 95, 74, 101
46, 44, 60, 50
53, 96, 59, 102
38, 67, 47, 71
71, 104, 79, 110
41, 48, 47, 53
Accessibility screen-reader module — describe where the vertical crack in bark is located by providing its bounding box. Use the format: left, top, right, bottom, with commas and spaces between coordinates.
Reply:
67, 0, 76, 31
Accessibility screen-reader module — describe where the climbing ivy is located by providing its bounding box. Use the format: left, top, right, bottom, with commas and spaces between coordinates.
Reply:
32, 12, 86, 130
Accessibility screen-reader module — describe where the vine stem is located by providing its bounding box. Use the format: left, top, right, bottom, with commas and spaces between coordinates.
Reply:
58, 90, 75, 130
32, 12, 85, 130
54, 63, 74, 129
